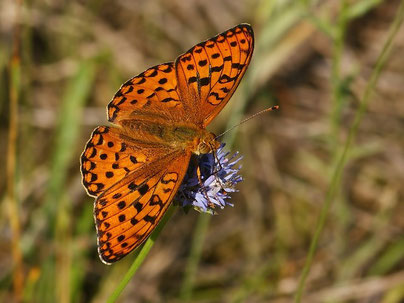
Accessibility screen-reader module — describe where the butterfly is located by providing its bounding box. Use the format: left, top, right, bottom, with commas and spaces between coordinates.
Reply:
80, 24, 254, 264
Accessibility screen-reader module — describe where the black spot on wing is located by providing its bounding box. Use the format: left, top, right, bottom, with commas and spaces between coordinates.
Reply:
161, 97, 175, 103
148, 69, 158, 77
188, 77, 197, 84
210, 92, 225, 101
137, 78, 146, 85
211, 65, 223, 73
144, 215, 156, 224
198, 60, 207, 67
116, 97, 127, 106
138, 184, 149, 195
146, 92, 156, 99
161, 64, 173, 73
158, 78, 168, 84
180, 54, 192, 62
161, 173, 178, 184
133, 202, 143, 213
199, 77, 210, 87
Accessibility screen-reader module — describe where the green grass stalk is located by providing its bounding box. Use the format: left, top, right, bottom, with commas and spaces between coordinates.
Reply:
180, 213, 211, 300
330, 0, 349, 148
7, 0, 23, 300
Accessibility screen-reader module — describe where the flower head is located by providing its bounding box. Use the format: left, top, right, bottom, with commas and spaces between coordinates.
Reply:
177, 144, 243, 214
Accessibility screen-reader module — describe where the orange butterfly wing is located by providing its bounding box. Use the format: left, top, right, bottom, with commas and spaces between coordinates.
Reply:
107, 24, 253, 127
81, 24, 254, 263
175, 23, 254, 127
81, 124, 190, 263
81, 126, 145, 197
95, 151, 191, 264
81, 126, 170, 197
107, 62, 189, 124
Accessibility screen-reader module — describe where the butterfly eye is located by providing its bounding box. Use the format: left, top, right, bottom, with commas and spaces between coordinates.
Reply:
198, 142, 210, 154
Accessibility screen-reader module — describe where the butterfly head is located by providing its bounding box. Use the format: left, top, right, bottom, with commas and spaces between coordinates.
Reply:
195, 131, 220, 155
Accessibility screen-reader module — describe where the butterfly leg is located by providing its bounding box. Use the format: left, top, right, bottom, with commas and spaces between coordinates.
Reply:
194, 158, 216, 209
209, 147, 227, 191
212, 147, 223, 173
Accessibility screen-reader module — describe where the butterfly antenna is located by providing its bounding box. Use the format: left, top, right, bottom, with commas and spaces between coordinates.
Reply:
215, 105, 279, 140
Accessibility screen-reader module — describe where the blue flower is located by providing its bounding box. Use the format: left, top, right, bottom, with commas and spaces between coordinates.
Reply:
177, 144, 243, 214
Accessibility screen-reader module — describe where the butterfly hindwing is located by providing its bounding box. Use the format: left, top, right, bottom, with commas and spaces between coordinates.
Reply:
80, 126, 170, 197
81, 126, 145, 197
95, 150, 191, 264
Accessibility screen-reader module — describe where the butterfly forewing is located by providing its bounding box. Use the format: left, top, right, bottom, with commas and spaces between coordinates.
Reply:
175, 23, 254, 127
108, 24, 254, 128
95, 151, 191, 263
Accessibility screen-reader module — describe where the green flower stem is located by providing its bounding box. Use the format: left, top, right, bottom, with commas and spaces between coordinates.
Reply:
294, 2, 404, 302
107, 205, 176, 303
180, 213, 211, 300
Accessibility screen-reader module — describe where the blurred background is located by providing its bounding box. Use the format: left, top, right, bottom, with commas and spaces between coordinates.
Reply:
1, 0, 404, 302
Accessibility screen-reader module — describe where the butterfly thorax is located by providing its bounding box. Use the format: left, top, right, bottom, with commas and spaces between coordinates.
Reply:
119, 118, 219, 155
194, 131, 220, 154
